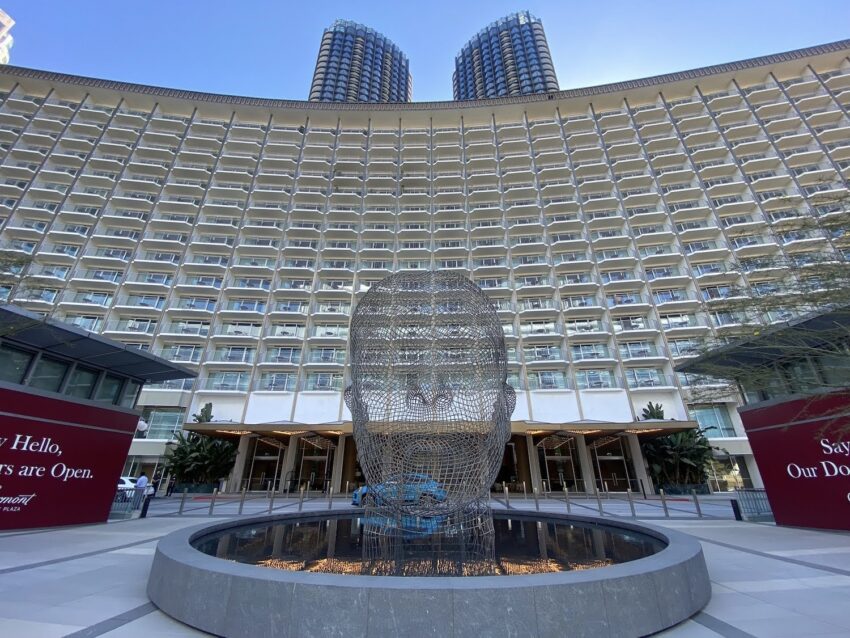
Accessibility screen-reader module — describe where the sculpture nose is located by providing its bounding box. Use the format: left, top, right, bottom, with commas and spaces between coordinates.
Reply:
406, 384, 454, 409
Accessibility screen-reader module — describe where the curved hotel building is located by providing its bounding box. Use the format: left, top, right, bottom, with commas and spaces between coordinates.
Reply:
0, 39, 849, 495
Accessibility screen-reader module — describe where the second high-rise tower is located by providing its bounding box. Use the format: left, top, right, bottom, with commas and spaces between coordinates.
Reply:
453, 11, 559, 101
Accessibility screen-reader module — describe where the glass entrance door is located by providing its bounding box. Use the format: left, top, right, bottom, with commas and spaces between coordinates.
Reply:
588, 435, 637, 492
536, 434, 584, 493
296, 435, 336, 492
246, 437, 286, 491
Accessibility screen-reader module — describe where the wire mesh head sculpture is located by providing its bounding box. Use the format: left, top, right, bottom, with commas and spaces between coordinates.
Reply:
346, 271, 515, 545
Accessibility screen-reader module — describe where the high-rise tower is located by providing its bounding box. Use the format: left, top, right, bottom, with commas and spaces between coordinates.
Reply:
309, 20, 412, 103
453, 11, 558, 101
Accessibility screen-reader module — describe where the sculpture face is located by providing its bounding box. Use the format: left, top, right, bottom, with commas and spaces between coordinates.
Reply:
346, 272, 515, 515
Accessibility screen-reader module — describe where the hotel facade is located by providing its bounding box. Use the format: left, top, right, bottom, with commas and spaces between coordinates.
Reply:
0, 40, 849, 495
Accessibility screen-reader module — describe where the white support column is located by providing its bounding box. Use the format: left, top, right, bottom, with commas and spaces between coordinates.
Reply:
575, 435, 597, 495
330, 435, 347, 493
525, 434, 543, 492
227, 434, 252, 493
279, 434, 301, 493
625, 433, 653, 497
744, 455, 764, 489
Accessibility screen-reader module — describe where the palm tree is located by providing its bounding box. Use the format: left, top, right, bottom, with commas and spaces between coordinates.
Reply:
165, 432, 237, 486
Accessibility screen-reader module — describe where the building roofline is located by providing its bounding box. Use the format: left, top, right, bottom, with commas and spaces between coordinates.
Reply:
2, 39, 849, 111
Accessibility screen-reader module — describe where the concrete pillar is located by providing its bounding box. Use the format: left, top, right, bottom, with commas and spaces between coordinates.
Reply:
330, 435, 347, 493
227, 434, 253, 493
279, 434, 301, 493
743, 454, 764, 489
525, 434, 543, 492
625, 433, 653, 497
575, 435, 597, 495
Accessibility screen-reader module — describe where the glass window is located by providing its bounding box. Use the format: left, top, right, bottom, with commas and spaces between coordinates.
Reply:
94, 374, 124, 404
65, 367, 99, 399
120, 380, 142, 408
28, 357, 70, 393
0, 344, 33, 384
689, 404, 736, 438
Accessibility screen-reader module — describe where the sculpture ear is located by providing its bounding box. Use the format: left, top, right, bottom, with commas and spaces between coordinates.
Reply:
503, 383, 516, 418
344, 385, 354, 410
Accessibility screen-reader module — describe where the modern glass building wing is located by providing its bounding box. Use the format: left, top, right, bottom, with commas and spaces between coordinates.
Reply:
453, 11, 559, 101
309, 20, 412, 103
0, 38, 849, 495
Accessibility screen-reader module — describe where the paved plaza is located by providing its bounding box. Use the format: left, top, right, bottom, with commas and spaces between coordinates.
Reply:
0, 494, 848, 637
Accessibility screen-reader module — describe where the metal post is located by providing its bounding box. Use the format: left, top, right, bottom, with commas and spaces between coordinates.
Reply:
522, 481, 527, 502
595, 488, 604, 516
691, 489, 703, 518
268, 489, 276, 514
238, 487, 247, 515
345, 481, 349, 496
532, 487, 540, 511
563, 486, 571, 513
208, 488, 218, 516
178, 488, 188, 515
660, 489, 670, 518
627, 489, 636, 519
298, 487, 305, 512
327, 487, 334, 510
140, 494, 152, 519
503, 484, 511, 509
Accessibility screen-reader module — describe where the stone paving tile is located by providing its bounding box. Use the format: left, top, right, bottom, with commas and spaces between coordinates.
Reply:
100, 610, 206, 637
0, 616, 84, 637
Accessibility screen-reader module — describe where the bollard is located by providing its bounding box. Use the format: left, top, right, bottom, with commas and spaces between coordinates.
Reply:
522, 481, 527, 502
238, 487, 247, 515
298, 487, 305, 512
140, 494, 152, 519
503, 484, 511, 509
563, 486, 571, 513
327, 487, 334, 510
691, 489, 703, 518
345, 481, 349, 496
532, 487, 540, 511
268, 489, 276, 514
178, 488, 188, 515
627, 489, 636, 519
208, 488, 218, 516
660, 489, 670, 518
595, 488, 604, 515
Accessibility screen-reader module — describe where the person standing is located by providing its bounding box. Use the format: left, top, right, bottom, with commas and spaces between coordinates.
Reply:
134, 472, 149, 509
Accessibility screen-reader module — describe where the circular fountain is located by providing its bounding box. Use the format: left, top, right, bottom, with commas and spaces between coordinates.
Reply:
147, 509, 710, 637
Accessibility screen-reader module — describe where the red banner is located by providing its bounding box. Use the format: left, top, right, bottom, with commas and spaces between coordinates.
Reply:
740, 392, 850, 531
0, 386, 138, 531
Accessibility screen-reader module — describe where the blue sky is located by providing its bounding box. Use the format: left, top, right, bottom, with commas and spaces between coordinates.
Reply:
3, 0, 850, 101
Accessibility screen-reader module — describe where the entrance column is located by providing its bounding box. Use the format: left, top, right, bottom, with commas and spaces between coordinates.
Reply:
624, 433, 653, 497
279, 434, 301, 493
743, 455, 764, 489
330, 435, 347, 493
525, 434, 543, 493
574, 434, 597, 495
227, 434, 253, 493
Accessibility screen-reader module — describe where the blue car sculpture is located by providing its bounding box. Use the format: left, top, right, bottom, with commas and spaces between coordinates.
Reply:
352, 473, 447, 507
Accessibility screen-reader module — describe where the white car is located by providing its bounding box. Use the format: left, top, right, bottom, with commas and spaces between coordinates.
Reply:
116, 476, 137, 502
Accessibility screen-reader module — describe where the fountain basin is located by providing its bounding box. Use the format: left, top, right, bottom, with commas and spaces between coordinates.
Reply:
148, 509, 710, 637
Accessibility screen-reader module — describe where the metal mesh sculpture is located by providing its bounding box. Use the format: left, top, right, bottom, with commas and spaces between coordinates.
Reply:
346, 271, 515, 573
